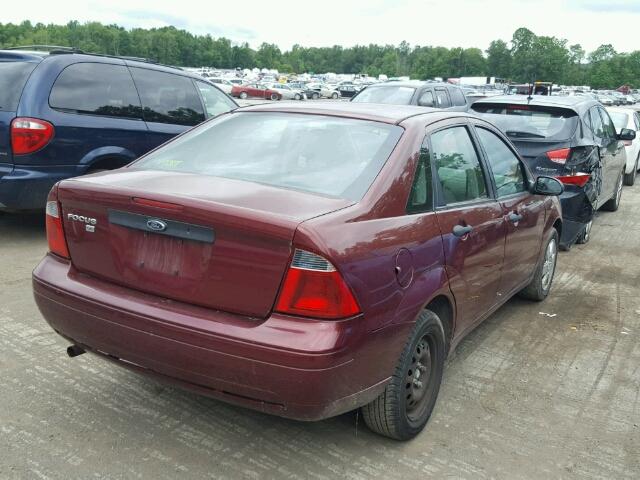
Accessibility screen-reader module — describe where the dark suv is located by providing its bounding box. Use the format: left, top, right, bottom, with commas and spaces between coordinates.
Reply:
351, 81, 469, 111
0, 47, 237, 211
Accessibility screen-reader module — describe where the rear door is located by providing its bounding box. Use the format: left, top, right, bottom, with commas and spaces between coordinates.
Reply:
129, 67, 206, 149
598, 107, 626, 200
434, 88, 452, 109
473, 124, 545, 292
429, 121, 506, 333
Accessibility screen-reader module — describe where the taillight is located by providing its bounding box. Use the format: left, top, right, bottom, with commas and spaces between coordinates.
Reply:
45, 190, 70, 259
556, 172, 591, 187
546, 148, 571, 164
11, 117, 55, 155
275, 249, 361, 320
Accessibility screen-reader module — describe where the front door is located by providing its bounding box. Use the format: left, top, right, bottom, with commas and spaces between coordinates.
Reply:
474, 125, 546, 293
429, 123, 506, 333
598, 107, 626, 203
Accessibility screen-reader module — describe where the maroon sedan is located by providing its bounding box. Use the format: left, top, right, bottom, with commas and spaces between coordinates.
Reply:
34, 103, 563, 440
230, 83, 282, 100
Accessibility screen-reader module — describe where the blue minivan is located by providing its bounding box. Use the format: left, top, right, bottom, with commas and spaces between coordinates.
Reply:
0, 47, 237, 211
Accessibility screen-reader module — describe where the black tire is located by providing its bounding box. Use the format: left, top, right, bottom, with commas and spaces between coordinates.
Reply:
575, 219, 592, 245
331, 92, 339, 99
624, 165, 636, 186
270, 93, 279, 101
601, 171, 623, 211
294, 94, 301, 100
239, 92, 248, 99
361, 310, 446, 441
519, 230, 559, 301
312, 93, 319, 100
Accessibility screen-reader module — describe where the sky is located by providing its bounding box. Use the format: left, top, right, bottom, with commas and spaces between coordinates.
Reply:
3, 0, 640, 53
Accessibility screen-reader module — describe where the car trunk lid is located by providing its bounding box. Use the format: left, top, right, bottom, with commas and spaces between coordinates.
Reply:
57, 170, 354, 318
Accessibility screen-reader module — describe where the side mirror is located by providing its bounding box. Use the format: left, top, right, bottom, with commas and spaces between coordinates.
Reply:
618, 128, 636, 141
533, 176, 564, 196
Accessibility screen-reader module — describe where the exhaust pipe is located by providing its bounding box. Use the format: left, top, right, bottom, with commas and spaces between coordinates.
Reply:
66, 345, 86, 357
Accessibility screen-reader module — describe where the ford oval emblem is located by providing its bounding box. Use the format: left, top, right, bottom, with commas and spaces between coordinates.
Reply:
146, 219, 167, 232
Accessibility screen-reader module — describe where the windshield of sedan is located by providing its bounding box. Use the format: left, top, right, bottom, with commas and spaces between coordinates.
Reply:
132, 112, 403, 201
352, 86, 416, 105
608, 111, 629, 132
472, 103, 579, 141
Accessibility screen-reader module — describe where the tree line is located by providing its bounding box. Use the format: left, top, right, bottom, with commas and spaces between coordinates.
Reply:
1, 21, 638, 89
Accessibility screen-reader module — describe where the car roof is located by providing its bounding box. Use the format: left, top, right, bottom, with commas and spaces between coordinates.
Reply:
236, 101, 462, 125
473, 94, 598, 113
0, 50, 48, 62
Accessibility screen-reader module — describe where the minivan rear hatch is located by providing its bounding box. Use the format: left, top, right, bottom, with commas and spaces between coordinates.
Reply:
0, 55, 40, 166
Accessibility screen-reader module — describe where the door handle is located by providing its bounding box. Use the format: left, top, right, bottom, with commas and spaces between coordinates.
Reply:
508, 213, 523, 223
452, 225, 473, 237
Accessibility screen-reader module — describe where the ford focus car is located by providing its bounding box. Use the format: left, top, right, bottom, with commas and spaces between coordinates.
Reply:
34, 103, 563, 440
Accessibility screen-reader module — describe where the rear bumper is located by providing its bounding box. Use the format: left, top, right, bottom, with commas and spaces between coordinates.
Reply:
33, 255, 397, 421
0, 164, 83, 210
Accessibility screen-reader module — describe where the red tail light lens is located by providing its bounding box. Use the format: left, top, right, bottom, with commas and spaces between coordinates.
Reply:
546, 148, 571, 164
556, 172, 591, 187
275, 249, 361, 319
11, 117, 55, 155
45, 197, 70, 259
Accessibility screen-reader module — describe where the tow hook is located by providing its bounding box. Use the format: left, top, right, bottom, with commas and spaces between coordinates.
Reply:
66, 345, 86, 357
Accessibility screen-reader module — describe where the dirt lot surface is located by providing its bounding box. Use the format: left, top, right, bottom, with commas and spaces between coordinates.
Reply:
1, 182, 639, 479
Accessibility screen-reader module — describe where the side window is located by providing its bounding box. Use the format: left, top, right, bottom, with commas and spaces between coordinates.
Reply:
431, 126, 487, 204
195, 81, 236, 118
418, 90, 435, 107
49, 63, 141, 119
589, 107, 604, 140
449, 87, 467, 107
407, 138, 433, 213
635, 112, 640, 130
435, 89, 451, 108
599, 108, 617, 140
130, 68, 205, 126
476, 128, 526, 197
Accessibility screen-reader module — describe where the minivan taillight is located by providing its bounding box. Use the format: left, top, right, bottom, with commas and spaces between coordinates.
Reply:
546, 148, 571, 164
45, 192, 70, 259
11, 117, 55, 155
275, 249, 360, 320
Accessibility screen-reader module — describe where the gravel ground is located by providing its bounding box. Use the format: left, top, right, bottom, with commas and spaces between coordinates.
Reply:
0, 172, 639, 479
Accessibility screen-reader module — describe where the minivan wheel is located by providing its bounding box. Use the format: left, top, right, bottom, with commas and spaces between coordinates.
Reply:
602, 171, 623, 211
518, 230, 559, 301
361, 310, 445, 441
575, 220, 592, 245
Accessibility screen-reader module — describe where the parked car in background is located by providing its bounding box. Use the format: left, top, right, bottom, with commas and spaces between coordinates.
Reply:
264, 83, 306, 100
336, 85, 359, 98
0, 47, 236, 212
607, 107, 640, 185
207, 77, 235, 94
307, 83, 340, 99
596, 94, 614, 106
34, 102, 562, 441
230, 83, 282, 101
286, 82, 320, 99
351, 81, 469, 111
472, 95, 633, 248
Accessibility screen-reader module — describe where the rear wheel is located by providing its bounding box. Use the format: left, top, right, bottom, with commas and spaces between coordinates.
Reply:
575, 219, 592, 245
331, 92, 339, 99
361, 310, 445, 440
312, 92, 319, 100
602, 171, 623, 211
270, 93, 279, 101
294, 93, 302, 100
519, 230, 559, 301
239, 92, 248, 99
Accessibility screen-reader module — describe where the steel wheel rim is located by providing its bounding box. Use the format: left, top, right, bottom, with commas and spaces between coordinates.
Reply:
541, 238, 557, 290
405, 335, 435, 422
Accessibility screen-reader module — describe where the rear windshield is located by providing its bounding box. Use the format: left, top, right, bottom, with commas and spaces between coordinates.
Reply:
0, 61, 37, 111
472, 103, 579, 141
608, 111, 629, 132
132, 112, 403, 201
352, 86, 416, 105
